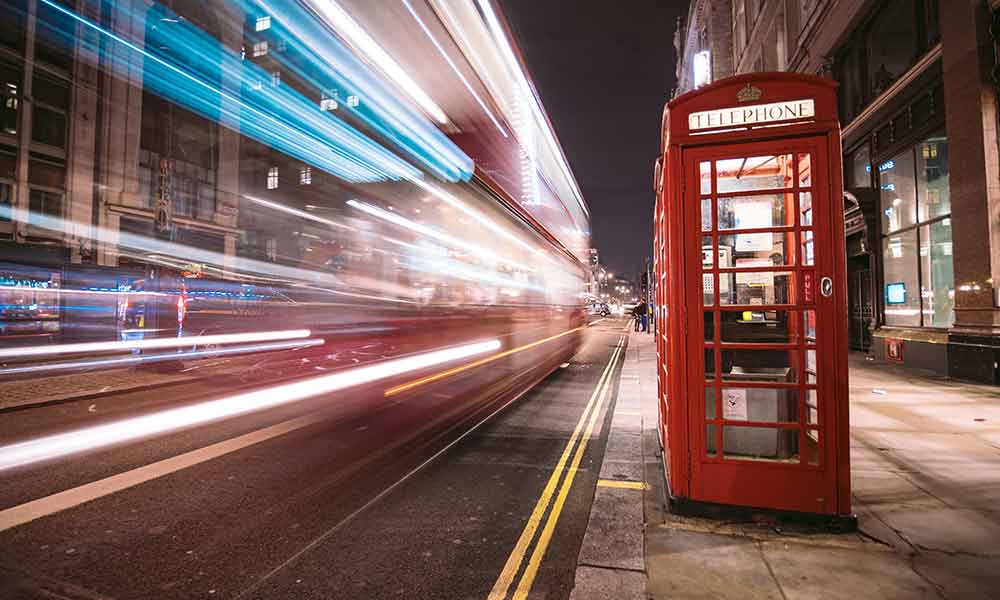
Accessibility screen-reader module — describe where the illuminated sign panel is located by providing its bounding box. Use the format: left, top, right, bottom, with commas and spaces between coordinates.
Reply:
688, 99, 815, 131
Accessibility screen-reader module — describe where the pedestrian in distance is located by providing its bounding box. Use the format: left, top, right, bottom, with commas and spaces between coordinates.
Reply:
632, 303, 642, 332
637, 300, 649, 332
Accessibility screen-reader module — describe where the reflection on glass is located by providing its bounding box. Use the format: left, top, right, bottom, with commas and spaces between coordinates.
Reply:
716, 155, 793, 193
700, 161, 711, 194
807, 389, 819, 424
719, 271, 793, 305
917, 135, 949, 221
880, 149, 917, 234
717, 386, 798, 423
701, 236, 714, 268
800, 191, 813, 226
851, 145, 871, 189
802, 230, 814, 266
723, 425, 799, 462
720, 310, 798, 344
706, 424, 718, 457
798, 153, 811, 187
804, 310, 816, 341
718, 194, 791, 230
719, 232, 794, 267
701, 198, 712, 231
920, 219, 954, 327
705, 385, 716, 418
807, 429, 820, 465
704, 311, 715, 342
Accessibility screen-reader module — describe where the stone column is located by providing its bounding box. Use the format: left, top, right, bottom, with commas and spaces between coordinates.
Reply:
940, 0, 1000, 380
95, 0, 148, 267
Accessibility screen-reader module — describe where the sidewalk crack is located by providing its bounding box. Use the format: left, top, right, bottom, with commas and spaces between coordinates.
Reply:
756, 541, 789, 600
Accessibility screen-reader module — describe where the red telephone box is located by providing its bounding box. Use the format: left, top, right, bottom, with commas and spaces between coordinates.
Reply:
653, 73, 852, 524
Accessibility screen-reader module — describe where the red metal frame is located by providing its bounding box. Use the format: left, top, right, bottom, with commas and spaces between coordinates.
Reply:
653, 73, 850, 517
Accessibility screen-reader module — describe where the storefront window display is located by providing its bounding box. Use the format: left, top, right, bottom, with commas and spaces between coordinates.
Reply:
879, 133, 953, 327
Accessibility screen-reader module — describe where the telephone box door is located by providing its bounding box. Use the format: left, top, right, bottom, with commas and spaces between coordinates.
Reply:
685, 136, 843, 514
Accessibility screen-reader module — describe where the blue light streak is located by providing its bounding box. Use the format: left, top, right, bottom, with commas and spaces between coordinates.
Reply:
40, 0, 422, 184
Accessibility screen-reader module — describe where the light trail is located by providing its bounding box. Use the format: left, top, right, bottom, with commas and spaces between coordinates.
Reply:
401, 0, 508, 138
346, 199, 532, 272
0, 339, 501, 472
385, 326, 584, 396
303, 0, 449, 125
0, 329, 312, 360
0, 338, 323, 376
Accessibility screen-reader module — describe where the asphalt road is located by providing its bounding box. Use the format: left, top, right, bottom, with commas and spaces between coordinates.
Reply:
0, 318, 627, 600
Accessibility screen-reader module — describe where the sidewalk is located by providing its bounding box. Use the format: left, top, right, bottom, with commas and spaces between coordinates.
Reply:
569, 331, 1000, 599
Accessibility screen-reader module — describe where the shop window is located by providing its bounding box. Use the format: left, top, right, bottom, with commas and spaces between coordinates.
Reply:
879, 133, 953, 328
879, 150, 916, 235
916, 136, 949, 221
882, 230, 919, 327
920, 219, 953, 328
267, 166, 279, 189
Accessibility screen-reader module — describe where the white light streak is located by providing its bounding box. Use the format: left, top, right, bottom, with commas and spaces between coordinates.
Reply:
475, 0, 589, 218
244, 195, 353, 231
0, 329, 312, 360
346, 199, 531, 272
0, 339, 501, 471
304, 0, 450, 125
401, 0, 508, 137
0, 339, 323, 376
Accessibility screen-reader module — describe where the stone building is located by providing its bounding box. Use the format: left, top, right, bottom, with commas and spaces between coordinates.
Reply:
675, 0, 1000, 383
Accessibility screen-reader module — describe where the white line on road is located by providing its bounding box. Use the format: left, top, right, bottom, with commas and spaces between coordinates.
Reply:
0, 414, 324, 532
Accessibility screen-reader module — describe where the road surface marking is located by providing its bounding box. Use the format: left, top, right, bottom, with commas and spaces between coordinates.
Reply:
587, 318, 605, 326
385, 326, 585, 396
512, 344, 620, 600
488, 333, 625, 600
596, 479, 648, 490
0, 414, 324, 533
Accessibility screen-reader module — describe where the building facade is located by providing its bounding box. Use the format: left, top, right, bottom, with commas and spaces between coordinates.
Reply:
675, 0, 1000, 383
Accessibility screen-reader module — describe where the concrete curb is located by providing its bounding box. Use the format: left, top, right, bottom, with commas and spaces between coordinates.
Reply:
569, 330, 651, 599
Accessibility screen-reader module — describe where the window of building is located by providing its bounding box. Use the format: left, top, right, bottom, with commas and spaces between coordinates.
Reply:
0, 0, 26, 52
880, 132, 953, 328
0, 144, 13, 221
868, 0, 919, 96
0, 59, 20, 136
30, 71, 69, 149
34, 0, 74, 71
849, 145, 871, 189
267, 166, 278, 189
347, 95, 359, 108
271, 70, 280, 86
252, 40, 268, 57
299, 166, 311, 185
320, 89, 338, 111
255, 16, 271, 32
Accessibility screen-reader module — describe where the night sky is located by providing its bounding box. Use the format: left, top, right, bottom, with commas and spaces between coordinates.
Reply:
502, 0, 685, 280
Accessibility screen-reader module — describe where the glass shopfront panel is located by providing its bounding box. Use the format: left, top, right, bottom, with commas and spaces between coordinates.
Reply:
879, 133, 954, 328
882, 230, 920, 327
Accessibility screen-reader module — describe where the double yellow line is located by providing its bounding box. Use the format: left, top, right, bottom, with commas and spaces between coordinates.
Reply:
488, 333, 626, 600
